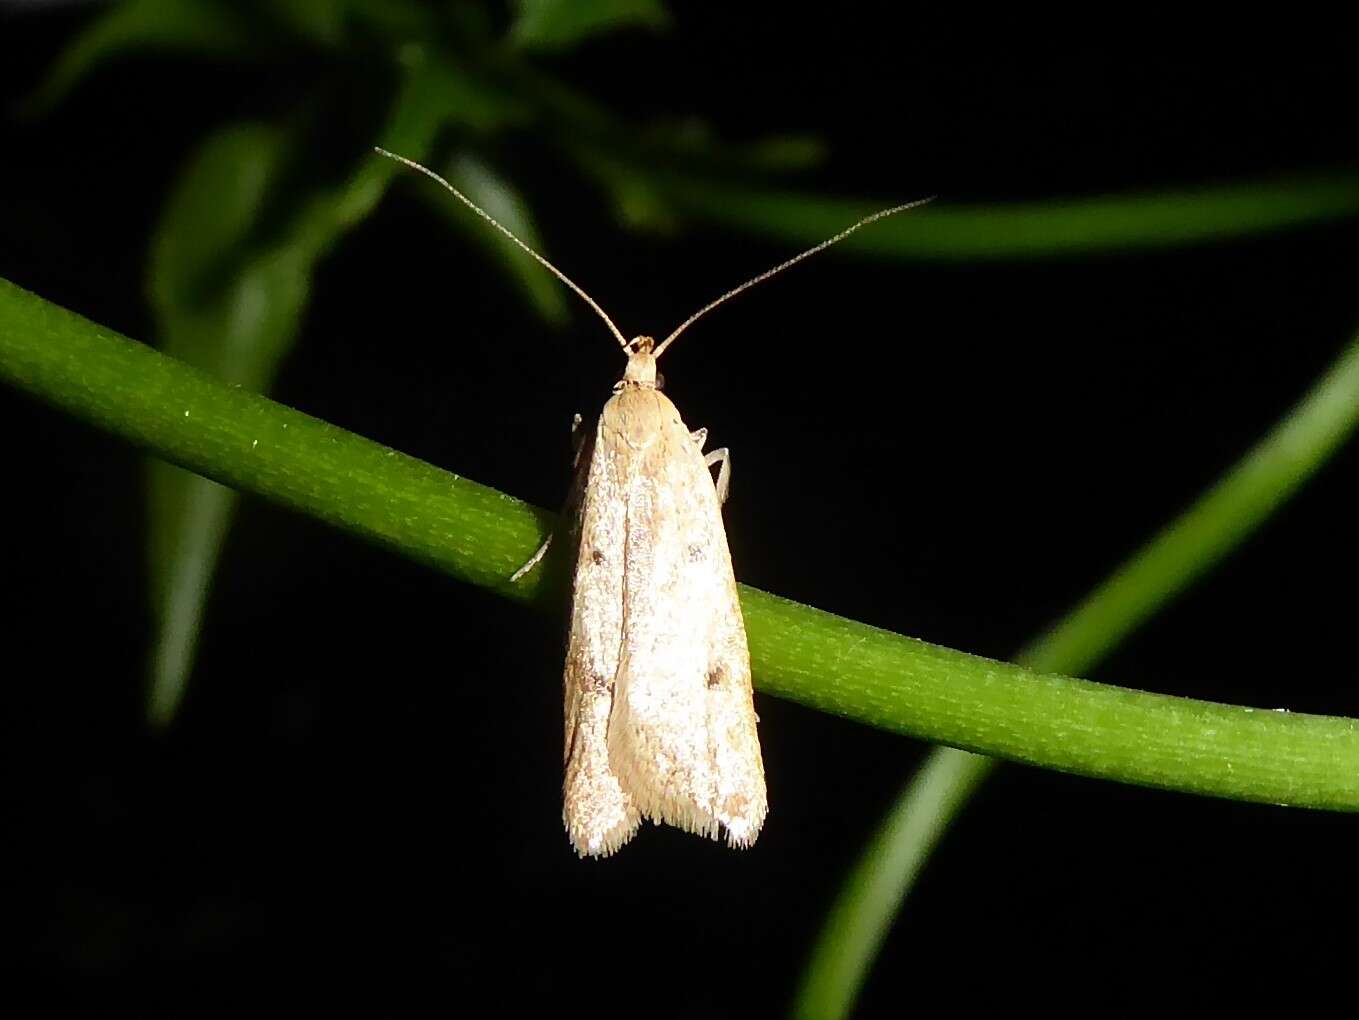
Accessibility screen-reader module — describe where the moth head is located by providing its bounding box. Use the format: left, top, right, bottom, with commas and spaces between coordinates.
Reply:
623, 336, 659, 388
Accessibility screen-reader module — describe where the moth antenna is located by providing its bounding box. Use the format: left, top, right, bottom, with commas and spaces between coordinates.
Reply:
374, 146, 630, 350
655, 196, 936, 356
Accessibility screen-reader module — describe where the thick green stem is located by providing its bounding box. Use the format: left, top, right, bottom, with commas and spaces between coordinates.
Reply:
0, 277, 555, 602
4, 277, 1359, 814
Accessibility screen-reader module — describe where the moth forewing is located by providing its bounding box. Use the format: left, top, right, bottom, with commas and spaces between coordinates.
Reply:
561, 358, 765, 856
595, 385, 766, 849
561, 422, 640, 857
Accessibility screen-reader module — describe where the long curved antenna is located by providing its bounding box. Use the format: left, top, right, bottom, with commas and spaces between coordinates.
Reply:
374, 147, 629, 351
655, 197, 935, 356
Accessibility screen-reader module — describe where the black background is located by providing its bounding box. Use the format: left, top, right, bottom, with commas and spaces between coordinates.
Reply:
3, 5, 1358, 1014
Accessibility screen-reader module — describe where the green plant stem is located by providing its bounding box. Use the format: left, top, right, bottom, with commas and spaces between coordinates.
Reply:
0, 277, 555, 603
793, 335, 1359, 1020
4, 276, 1359, 812
794, 748, 991, 1020
647, 172, 1359, 258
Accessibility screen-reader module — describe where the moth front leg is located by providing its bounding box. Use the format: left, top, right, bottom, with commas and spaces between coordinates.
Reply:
569, 413, 586, 464
690, 427, 731, 505
509, 413, 588, 582
510, 535, 552, 583
705, 445, 732, 506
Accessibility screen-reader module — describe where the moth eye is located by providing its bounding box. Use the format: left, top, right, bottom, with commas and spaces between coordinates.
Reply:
686, 543, 705, 562
590, 548, 605, 565
706, 664, 724, 688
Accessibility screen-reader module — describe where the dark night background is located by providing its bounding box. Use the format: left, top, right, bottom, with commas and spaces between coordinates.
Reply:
3, 4, 1358, 1013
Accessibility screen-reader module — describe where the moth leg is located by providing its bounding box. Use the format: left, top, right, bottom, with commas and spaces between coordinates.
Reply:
704, 446, 731, 505
690, 427, 731, 503
510, 414, 586, 583
510, 535, 552, 582
570, 413, 586, 463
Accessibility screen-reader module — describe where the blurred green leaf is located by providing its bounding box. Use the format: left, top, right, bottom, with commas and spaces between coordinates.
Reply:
338, 0, 441, 41
395, 48, 533, 134
600, 170, 1359, 258
415, 153, 569, 325
27, 0, 254, 113
24, 0, 442, 113
145, 463, 242, 728
640, 119, 825, 173
510, 0, 669, 51
144, 58, 452, 728
573, 127, 826, 233
597, 161, 682, 234
268, 0, 349, 48
145, 121, 309, 728
149, 123, 300, 383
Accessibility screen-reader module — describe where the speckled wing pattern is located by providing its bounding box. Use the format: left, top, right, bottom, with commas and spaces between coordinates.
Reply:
562, 386, 767, 857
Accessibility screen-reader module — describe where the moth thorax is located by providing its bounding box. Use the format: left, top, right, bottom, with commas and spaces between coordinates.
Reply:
623, 336, 658, 388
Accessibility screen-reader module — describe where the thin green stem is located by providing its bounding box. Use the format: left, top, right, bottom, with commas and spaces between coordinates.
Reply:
793, 336, 1359, 1020
794, 749, 991, 1020
4, 278, 1359, 815
1021, 340, 1359, 675
646, 172, 1359, 258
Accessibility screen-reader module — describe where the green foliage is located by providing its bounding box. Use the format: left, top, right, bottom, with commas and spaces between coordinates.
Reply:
138, 47, 463, 723
14, 3, 1359, 1013
28, 0, 841, 726
421, 153, 570, 324
26, 0, 255, 113
644, 172, 1359, 258
510, 0, 670, 51
795, 336, 1359, 1020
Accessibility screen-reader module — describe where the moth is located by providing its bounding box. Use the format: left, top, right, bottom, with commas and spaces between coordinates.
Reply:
376, 146, 930, 856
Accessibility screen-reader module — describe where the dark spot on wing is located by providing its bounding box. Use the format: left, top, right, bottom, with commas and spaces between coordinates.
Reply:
591, 548, 605, 565
706, 664, 724, 688
687, 543, 705, 562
